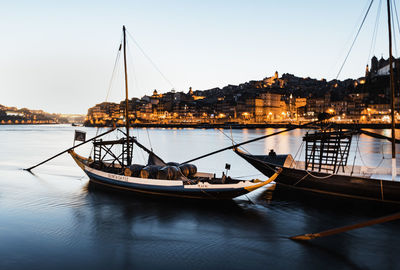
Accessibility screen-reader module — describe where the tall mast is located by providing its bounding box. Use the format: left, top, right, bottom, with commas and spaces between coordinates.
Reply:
387, 0, 396, 180
123, 25, 131, 165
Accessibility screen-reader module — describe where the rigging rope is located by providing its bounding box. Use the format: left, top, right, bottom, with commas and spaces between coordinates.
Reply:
367, 0, 382, 64
126, 30, 175, 89
234, 173, 264, 179
393, 0, 400, 56
391, 0, 398, 56
290, 140, 304, 169
146, 128, 153, 152
126, 42, 141, 97
105, 38, 123, 102
217, 128, 252, 154
356, 132, 386, 171
351, 133, 361, 175
134, 129, 147, 164
89, 38, 123, 158
336, 0, 375, 79
329, 0, 374, 75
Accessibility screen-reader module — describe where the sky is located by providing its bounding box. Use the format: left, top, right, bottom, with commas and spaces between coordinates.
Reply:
0, 0, 398, 114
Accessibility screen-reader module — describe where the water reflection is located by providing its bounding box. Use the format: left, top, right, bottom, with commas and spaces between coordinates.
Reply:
66, 183, 274, 269
1, 125, 400, 269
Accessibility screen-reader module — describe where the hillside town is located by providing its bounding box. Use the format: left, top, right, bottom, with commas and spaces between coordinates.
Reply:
2, 56, 399, 127
0, 105, 84, 124
85, 56, 400, 127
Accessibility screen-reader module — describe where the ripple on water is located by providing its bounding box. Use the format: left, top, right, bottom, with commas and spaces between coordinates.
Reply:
0, 126, 400, 270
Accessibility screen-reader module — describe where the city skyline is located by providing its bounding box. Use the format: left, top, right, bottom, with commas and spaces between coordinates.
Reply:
1, 0, 397, 114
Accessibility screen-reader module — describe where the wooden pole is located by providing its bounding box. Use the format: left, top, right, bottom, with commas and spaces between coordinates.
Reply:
290, 212, 400, 241
123, 25, 131, 166
25, 128, 115, 172
387, 0, 397, 180
182, 119, 323, 164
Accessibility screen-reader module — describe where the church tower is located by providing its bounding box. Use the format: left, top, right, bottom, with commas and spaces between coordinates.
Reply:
371, 56, 378, 74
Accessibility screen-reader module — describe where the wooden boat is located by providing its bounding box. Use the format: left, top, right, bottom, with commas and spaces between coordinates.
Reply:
70, 148, 278, 199
68, 26, 278, 200
235, 0, 400, 204
234, 133, 400, 204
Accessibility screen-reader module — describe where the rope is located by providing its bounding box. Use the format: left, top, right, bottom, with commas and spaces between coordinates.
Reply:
105, 37, 123, 102
89, 38, 122, 158
304, 169, 336, 179
351, 134, 360, 175
217, 128, 252, 154
391, 0, 398, 56
292, 169, 336, 187
293, 174, 309, 186
328, 0, 374, 76
146, 128, 153, 151
336, 0, 375, 79
367, 0, 382, 64
234, 173, 264, 179
135, 129, 147, 164
393, 0, 400, 55
357, 137, 368, 167
126, 41, 141, 97
289, 140, 304, 169
354, 133, 385, 176
126, 30, 175, 89
230, 126, 233, 146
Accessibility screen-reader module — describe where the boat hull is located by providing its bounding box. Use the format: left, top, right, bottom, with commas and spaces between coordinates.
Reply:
70, 150, 272, 200
85, 168, 250, 199
235, 149, 400, 204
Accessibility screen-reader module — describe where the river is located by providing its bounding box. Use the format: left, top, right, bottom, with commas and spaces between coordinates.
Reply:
0, 125, 399, 270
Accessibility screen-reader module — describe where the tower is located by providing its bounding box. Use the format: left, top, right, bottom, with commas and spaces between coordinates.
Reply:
371, 56, 378, 73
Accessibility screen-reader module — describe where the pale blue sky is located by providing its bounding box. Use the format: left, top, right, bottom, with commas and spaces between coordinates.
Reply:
0, 0, 397, 114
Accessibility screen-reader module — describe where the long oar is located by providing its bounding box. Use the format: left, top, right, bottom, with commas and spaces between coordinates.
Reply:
182, 119, 323, 164
359, 129, 400, 144
290, 212, 400, 241
25, 128, 116, 172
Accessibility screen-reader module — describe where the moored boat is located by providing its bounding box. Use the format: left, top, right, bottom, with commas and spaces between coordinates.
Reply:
235, 0, 400, 205
235, 146, 400, 204
66, 26, 278, 200
70, 148, 278, 199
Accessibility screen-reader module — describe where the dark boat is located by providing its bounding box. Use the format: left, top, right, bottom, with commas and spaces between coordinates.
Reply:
68, 26, 279, 200
236, 0, 400, 204
234, 133, 400, 204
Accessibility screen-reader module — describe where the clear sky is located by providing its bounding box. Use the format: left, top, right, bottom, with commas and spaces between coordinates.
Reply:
0, 0, 397, 114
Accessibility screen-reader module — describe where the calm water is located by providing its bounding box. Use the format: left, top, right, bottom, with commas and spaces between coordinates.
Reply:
1, 125, 400, 270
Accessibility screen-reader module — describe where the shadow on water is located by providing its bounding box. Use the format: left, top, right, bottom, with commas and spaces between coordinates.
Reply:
67, 182, 278, 269
83, 181, 267, 223
4, 126, 400, 269
292, 240, 368, 270
78, 182, 397, 270
271, 185, 400, 216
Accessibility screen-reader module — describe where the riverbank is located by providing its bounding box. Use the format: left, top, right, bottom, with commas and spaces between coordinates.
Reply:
84, 122, 399, 129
